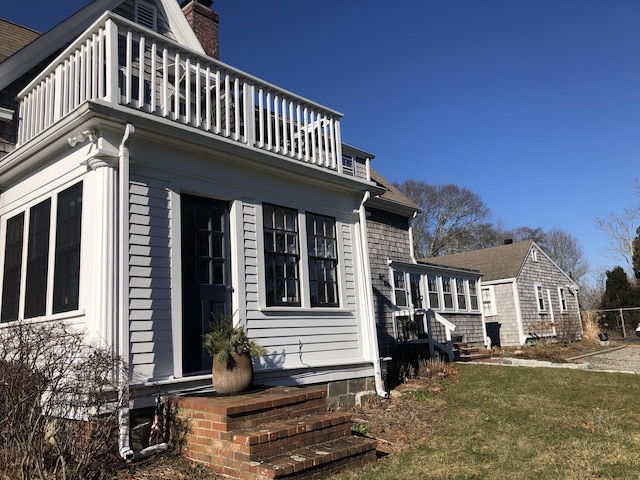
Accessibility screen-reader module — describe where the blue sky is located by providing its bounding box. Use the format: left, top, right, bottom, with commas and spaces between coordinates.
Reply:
4, 0, 640, 281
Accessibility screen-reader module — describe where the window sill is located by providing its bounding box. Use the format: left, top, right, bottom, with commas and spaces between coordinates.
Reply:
0, 309, 86, 326
259, 307, 352, 316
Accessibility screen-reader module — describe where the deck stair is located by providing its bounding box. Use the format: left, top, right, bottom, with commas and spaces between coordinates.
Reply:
454, 342, 491, 362
172, 385, 377, 479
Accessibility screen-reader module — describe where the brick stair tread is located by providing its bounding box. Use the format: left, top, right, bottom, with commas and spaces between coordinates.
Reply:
457, 352, 491, 361
254, 435, 377, 478
232, 412, 352, 446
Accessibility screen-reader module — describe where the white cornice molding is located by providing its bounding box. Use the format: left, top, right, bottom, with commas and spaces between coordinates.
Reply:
0, 107, 13, 122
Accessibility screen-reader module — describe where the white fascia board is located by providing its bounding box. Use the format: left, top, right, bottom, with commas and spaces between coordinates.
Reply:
388, 259, 482, 278
161, 0, 205, 54
480, 278, 516, 286
0, 0, 125, 91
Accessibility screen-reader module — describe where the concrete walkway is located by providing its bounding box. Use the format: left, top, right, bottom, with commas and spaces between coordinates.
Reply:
471, 345, 640, 374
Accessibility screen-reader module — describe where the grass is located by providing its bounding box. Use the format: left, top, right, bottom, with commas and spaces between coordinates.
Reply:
338, 363, 640, 479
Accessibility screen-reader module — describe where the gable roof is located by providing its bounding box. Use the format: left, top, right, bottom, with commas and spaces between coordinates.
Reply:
0, 19, 40, 62
0, 0, 204, 91
425, 241, 534, 282
367, 168, 418, 217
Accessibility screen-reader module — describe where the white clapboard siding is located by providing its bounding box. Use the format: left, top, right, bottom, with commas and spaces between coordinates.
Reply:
242, 204, 363, 369
242, 201, 259, 314
339, 222, 357, 311
128, 174, 173, 380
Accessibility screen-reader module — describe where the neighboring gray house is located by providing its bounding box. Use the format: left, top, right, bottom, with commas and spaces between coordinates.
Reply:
366, 170, 486, 359
428, 241, 582, 347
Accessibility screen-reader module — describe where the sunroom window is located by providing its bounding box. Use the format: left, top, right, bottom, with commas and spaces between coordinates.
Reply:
0, 182, 83, 321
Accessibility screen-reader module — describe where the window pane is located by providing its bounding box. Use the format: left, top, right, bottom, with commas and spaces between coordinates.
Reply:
53, 183, 83, 313
442, 277, 453, 309
306, 213, 339, 307
1, 213, 25, 322
263, 204, 300, 306
427, 274, 439, 309
25, 199, 51, 318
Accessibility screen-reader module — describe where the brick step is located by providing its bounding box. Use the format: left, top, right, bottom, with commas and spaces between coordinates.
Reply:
174, 386, 377, 480
457, 352, 491, 361
253, 435, 378, 479
175, 386, 327, 433
232, 412, 353, 462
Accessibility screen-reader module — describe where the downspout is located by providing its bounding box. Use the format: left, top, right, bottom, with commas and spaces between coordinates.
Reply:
118, 124, 135, 461
408, 211, 418, 263
357, 191, 388, 398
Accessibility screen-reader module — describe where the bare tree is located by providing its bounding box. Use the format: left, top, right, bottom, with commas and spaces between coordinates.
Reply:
394, 181, 493, 258
594, 180, 640, 274
594, 205, 640, 273
542, 228, 589, 282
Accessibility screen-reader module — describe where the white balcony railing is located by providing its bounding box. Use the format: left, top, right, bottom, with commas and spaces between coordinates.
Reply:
18, 12, 348, 175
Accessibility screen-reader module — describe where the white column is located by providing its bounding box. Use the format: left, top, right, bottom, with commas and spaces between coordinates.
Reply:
86, 153, 119, 353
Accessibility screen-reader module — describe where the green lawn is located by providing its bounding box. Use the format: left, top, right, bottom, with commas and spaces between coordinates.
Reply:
339, 364, 640, 479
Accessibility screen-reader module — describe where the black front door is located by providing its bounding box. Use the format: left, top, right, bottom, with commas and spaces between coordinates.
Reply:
181, 194, 231, 374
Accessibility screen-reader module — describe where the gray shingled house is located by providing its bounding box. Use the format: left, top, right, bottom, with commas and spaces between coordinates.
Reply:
428, 240, 582, 347
365, 170, 486, 360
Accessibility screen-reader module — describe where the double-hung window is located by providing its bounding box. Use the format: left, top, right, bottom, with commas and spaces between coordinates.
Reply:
481, 287, 496, 316
393, 271, 408, 307
263, 204, 300, 306
558, 287, 567, 312
468, 279, 479, 310
1, 182, 83, 322
427, 274, 439, 309
456, 279, 467, 310
535, 284, 546, 312
442, 276, 454, 309
306, 213, 338, 307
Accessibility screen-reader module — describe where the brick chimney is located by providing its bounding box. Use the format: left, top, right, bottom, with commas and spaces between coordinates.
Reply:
181, 0, 219, 60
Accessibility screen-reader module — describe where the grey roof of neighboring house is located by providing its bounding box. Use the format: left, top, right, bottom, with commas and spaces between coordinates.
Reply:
424, 241, 534, 282
0, 19, 40, 62
369, 168, 418, 212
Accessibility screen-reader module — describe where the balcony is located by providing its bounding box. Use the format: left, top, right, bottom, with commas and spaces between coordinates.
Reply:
17, 12, 364, 178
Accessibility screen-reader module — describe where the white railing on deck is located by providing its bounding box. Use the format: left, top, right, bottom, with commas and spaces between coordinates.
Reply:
18, 12, 344, 175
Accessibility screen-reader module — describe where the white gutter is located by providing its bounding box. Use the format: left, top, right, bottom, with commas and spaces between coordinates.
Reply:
408, 210, 418, 263
357, 191, 388, 398
118, 124, 135, 461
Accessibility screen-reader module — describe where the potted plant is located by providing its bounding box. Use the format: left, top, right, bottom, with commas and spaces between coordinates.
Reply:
203, 312, 267, 394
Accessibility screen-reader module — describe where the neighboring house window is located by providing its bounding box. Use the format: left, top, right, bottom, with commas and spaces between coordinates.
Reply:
469, 279, 479, 310
442, 276, 454, 309
481, 287, 496, 316
427, 274, 439, 309
535, 284, 546, 312
306, 213, 338, 307
409, 273, 423, 309
393, 271, 408, 307
1, 182, 83, 322
263, 204, 300, 306
558, 287, 567, 312
531, 249, 538, 262
456, 279, 467, 310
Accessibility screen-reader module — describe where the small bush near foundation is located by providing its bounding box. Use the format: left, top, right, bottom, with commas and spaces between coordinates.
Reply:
0, 321, 126, 480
